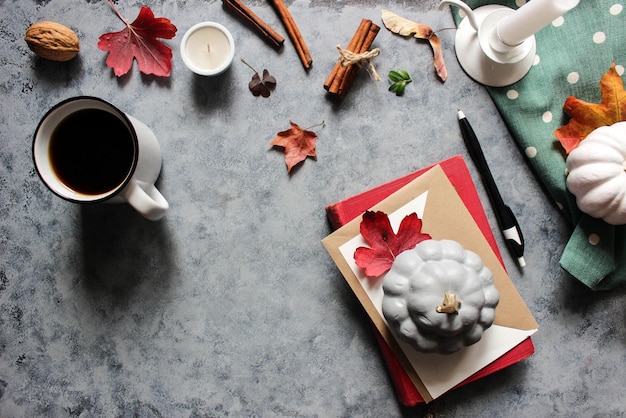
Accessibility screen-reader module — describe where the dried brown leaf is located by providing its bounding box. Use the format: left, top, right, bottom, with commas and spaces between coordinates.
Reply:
381, 9, 447, 81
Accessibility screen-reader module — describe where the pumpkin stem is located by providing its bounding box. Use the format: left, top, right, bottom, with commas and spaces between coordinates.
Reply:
436, 292, 461, 314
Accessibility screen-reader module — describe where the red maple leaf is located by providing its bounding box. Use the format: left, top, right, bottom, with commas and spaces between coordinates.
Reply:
269, 121, 320, 173
554, 63, 626, 153
98, 1, 177, 77
354, 211, 431, 277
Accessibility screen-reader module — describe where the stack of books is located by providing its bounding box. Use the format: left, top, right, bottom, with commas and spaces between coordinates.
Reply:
322, 155, 538, 404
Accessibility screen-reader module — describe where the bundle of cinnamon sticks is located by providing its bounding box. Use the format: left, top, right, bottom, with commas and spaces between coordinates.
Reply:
324, 19, 380, 100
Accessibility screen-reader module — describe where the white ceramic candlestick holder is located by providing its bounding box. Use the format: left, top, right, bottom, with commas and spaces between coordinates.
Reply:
440, 0, 578, 87
440, 0, 535, 87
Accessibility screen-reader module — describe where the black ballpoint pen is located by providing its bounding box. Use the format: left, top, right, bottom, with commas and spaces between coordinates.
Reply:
457, 109, 526, 268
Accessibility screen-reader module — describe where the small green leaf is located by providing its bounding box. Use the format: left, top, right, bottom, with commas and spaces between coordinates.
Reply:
387, 69, 412, 96
396, 69, 411, 80
388, 71, 403, 82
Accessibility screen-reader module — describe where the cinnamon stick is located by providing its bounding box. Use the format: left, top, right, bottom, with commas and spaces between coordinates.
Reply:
324, 19, 380, 99
269, 0, 313, 69
223, 0, 284, 48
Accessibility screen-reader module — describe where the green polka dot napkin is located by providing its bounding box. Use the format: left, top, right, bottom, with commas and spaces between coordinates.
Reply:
452, 0, 626, 290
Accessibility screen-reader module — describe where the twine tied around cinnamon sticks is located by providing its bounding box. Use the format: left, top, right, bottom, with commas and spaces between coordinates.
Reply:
324, 19, 381, 100
335, 45, 381, 81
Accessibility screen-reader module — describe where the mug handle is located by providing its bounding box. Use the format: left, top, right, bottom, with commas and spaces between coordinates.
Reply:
120, 180, 169, 221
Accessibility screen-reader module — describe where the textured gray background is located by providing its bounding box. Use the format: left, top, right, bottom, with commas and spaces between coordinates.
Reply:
1, 0, 625, 416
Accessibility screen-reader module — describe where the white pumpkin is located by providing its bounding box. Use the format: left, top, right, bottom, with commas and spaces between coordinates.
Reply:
566, 121, 626, 225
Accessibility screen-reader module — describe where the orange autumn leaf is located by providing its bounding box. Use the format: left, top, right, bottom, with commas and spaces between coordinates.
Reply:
555, 63, 626, 153
270, 121, 319, 173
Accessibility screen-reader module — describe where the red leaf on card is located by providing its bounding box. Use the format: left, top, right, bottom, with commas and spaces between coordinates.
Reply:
354, 211, 431, 277
270, 121, 321, 173
98, 1, 177, 77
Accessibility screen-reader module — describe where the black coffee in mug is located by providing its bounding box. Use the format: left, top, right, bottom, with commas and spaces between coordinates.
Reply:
49, 108, 135, 195
34, 97, 168, 220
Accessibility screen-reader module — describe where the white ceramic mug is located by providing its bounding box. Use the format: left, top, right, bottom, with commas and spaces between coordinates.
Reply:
33, 96, 169, 221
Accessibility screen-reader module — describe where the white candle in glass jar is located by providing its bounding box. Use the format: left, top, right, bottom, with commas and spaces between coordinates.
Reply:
181, 22, 235, 76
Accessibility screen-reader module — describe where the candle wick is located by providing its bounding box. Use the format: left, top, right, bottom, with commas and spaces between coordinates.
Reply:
207, 43, 211, 53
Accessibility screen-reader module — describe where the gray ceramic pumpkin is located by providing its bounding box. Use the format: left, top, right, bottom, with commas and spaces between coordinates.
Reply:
381, 239, 499, 354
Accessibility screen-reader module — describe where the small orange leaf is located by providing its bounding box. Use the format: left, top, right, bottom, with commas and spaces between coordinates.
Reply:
270, 121, 318, 173
554, 63, 626, 153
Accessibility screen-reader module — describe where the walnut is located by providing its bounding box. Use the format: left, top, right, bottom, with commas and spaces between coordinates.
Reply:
24, 21, 80, 62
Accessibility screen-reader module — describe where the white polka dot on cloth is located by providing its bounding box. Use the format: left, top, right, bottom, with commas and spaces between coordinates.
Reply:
589, 234, 601, 245
533, 55, 540, 66
616, 65, 625, 76
610, 4, 623, 15
567, 72, 580, 84
525, 146, 537, 158
507, 90, 519, 100
542, 111, 553, 123
553, 16, 565, 27
593, 32, 607, 43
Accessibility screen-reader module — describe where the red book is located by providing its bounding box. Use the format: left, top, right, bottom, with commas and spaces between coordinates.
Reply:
325, 155, 534, 406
